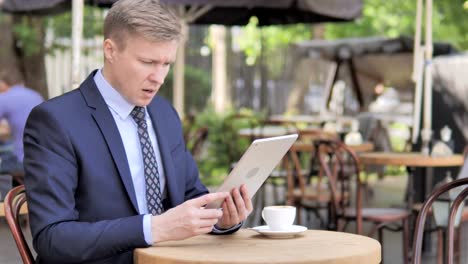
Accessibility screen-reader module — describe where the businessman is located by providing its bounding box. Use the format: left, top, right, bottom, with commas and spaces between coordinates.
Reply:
23, 0, 252, 263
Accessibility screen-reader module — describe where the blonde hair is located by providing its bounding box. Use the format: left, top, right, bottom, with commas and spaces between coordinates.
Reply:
104, 0, 181, 49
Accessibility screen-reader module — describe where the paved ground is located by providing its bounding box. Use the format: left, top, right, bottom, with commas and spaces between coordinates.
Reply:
0, 218, 34, 264
0, 175, 465, 263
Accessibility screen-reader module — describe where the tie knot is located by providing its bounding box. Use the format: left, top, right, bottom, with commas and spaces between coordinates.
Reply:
131, 106, 146, 123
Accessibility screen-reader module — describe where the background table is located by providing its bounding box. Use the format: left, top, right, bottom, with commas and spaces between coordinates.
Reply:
359, 152, 464, 203
292, 142, 374, 153
134, 229, 381, 264
358, 152, 465, 253
358, 152, 464, 167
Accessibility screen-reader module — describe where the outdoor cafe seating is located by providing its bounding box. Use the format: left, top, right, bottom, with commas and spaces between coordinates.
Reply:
412, 177, 468, 264
3, 185, 32, 264
286, 138, 410, 264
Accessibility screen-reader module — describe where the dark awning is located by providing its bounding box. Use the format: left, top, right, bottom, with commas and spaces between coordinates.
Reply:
290, 36, 457, 109
2, 0, 362, 25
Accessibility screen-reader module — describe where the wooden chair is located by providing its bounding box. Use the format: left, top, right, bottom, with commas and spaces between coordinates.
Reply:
315, 139, 410, 264
186, 126, 209, 160
412, 178, 468, 264
410, 146, 468, 264
4, 185, 33, 264
285, 141, 336, 228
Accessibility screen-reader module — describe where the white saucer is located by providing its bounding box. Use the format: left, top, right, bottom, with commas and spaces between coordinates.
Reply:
250, 225, 307, 238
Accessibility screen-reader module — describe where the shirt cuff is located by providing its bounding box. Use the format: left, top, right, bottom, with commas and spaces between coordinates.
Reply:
212, 222, 243, 234
143, 214, 153, 245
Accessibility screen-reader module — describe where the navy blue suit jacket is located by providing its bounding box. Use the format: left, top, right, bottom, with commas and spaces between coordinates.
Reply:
23, 71, 210, 263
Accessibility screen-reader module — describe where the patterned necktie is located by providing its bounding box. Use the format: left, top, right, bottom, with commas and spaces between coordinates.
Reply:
130, 106, 164, 215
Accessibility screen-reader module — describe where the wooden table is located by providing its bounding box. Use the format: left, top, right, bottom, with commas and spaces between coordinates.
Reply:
0, 120, 10, 142
238, 127, 347, 140
292, 142, 374, 153
358, 152, 464, 168
134, 229, 381, 264
358, 152, 465, 252
358, 152, 465, 208
238, 126, 296, 138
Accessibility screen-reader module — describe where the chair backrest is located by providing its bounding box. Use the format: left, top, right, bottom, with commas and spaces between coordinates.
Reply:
4, 185, 34, 264
285, 140, 331, 203
412, 178, 468, 264
187, 126, 209, 160
315, 139, 363, 234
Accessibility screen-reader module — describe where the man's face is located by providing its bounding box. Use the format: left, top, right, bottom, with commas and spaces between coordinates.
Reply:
103, 34, 178, 106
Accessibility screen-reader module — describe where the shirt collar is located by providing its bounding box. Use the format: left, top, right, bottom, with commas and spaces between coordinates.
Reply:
93, 69, 135, 119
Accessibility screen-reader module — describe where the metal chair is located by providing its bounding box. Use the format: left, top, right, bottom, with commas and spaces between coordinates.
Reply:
4, 185, 33, 264
285, 140, 337, 228
412, 177, 468, 264
316, 139, 410, 264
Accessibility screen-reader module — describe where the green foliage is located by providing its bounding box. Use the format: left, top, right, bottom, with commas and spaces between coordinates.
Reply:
234, 17, 312, 77
159, 64, 212, 113
325, 0, 468, 50
184, 107, 263, 186
12, 17, 45, 57
48, 6, 104, 39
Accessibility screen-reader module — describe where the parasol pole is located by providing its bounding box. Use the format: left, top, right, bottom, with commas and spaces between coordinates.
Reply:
71, 0, 84, 90
174, 19, 188, 118
421, 0, 433, 154
411, 0, 424, 144
170, 5, 212, 118
211, 25, 229, 113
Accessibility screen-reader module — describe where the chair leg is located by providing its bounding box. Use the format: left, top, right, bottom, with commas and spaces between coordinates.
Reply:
403, 218, 409, 264
378, 228, 384, 264
437, 229, 443, 264
455, 226, 461, 264
296, 204, 302, 225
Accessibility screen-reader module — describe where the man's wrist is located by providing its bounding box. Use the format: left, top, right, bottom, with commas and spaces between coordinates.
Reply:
151, 215, 166, 244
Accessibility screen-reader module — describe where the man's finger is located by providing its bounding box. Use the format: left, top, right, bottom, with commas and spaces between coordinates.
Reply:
191, 192, 229, 207
197, 218, 219, 227
240, 184, 253, 212
225, 191, 239, 222
232, 188, 245, 209
199, 208, 223, 219
221, 201, 229, 219
232, 188, 246, 219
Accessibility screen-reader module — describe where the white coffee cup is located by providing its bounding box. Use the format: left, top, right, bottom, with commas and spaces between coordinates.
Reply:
261, 205, 296, 231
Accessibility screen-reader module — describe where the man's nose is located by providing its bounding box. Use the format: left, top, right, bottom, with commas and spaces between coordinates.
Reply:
148, 69, 165, 84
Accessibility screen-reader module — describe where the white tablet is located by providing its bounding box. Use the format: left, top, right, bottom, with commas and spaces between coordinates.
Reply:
205, 134, 298, 209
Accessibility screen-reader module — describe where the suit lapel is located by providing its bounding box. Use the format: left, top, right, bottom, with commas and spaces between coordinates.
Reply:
80, 72, 140, 213
147, 100, 183, 207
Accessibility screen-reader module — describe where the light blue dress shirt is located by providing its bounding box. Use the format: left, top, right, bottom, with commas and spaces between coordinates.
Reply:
94, 70, 159, 244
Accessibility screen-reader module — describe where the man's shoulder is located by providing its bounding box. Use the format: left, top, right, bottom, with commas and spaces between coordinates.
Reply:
40, 89, 82, 109
150, 96, 179, 117
32, 89, 84, 119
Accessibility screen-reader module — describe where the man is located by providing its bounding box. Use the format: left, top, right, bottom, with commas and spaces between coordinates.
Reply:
23, 1, 252, 263
0, 70, 43, 163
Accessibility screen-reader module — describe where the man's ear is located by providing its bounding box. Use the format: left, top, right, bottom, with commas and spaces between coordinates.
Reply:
103, 39, 116, 63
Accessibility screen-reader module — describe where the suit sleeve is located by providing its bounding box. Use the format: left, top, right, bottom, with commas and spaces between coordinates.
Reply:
23, 106, 148, 263
167, 108, 242, 235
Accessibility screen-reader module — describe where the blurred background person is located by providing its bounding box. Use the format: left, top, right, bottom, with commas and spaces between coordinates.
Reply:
0, 69, 43, 175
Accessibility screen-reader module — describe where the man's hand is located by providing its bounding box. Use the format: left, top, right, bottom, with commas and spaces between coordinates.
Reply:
216, 184, 253, 229
151, 192, 229, 243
